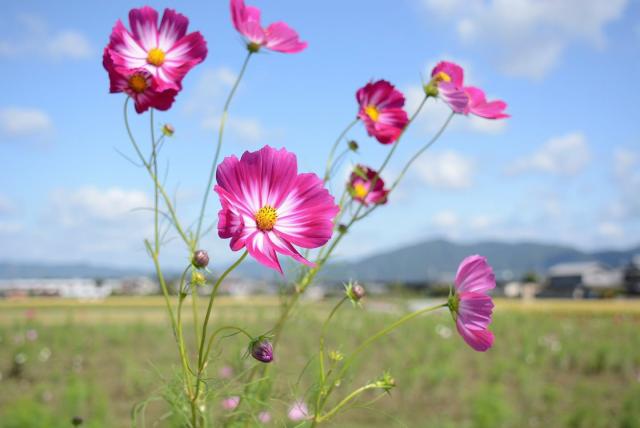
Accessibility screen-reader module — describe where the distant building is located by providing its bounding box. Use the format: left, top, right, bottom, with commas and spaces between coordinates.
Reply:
103, 277, 158, 295
0, 278, 112, 299
542, 261, 623, 298
503, 281, 541, 299
624, 255, 640, 295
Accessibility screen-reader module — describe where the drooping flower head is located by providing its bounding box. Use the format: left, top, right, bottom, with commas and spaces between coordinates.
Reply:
230, 0, 307, 53
287, 400, 309, 422
215, 146, 339, 274
104, 53, 177, 113
448, 255, 496, 352
348, 165, 389, 206
105, 6, 207, 91
356, 80, 409, 145
428, 61, 509, 119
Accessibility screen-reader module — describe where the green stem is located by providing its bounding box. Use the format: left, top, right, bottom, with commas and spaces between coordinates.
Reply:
123, 98, 191, 247
191, 251, 248, 421
323, 118, 359, 183
202, 325, 254, 366
315, 383, 377, 424
150, 109, 159, 254
175, 266, 195, 397
194, 52, 253, 245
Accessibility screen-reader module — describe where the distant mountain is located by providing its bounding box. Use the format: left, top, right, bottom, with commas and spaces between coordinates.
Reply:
0, 262, 150, 280
1, 240, 638, 282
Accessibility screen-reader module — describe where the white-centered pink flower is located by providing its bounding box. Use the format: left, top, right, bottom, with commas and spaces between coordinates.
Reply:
448, 255, 496, 352
215, 146, 339, 274
105, 6, 207, 91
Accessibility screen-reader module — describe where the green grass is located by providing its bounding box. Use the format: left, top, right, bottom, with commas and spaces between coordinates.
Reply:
0, 298, 639, 427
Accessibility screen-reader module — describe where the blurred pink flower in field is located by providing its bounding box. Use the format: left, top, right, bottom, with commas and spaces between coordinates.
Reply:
25, 329, 38, 342
230, 0, 307, 53
218, 365, 233, 379
430, 61, 509, 119
287, 400, 308, 421
258, 411, 271, 423
104, 60, 177, 113
24, 309, 36, 320
348, 165, 389, 206
215, 146, 339, 274
222, 396, 240, 410
105, 6, 207, 91
356, 80, 409, 145
448, 255, 496, 352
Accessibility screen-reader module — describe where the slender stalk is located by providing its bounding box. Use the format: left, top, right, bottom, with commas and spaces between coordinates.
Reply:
191, 251, 248, 426
124, 98, 191, 247
331, 302, 447, 394
150, 109, 159, 254
194, 52, 253, 244
323, 118, 359, 183
315, 384, 377, 424
175, 266, 195, 397
202, 325, 254, 366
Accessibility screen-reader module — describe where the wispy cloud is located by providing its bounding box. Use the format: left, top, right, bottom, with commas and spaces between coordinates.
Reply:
414, 150, 475, 189
507, 132, 590, 176
0, 107, 53, 139
421, 0, 628, 79
0, 14, 93, 60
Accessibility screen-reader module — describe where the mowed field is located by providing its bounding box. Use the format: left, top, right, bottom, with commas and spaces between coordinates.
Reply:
0, 297, 639, 428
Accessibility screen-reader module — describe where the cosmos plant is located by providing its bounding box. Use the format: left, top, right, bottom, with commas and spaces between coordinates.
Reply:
104, 2, 507, 427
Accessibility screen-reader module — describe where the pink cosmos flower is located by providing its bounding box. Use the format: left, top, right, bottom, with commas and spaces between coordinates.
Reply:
218, 365, 233, 379
287, 400, 308, 422
222, 396, 240, 410
215, 146, 339, 274
105, 6, 207, 91
448, 255, 496, 352
430, 61, 509, 119
104, 53, 177, 113
356, 80, 409, 145
348, 165, 389, 206
230, 0, 307, 53
258, 411, 271, 423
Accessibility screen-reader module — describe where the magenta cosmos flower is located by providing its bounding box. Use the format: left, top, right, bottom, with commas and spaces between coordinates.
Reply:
448, 255, 496, 352
230, 0, 307, 53
430, 61, 509, 119
105, 6, 207, 91
356, 80, 409, 145
348, 165, 389, 206
104, 53, 177, 113
215, 146, 339, 274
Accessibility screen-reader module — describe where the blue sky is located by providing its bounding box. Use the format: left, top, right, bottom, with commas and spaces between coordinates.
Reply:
0, 0, 638, 269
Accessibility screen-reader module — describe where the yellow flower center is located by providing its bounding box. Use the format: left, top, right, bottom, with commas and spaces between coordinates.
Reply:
128, 74, 148, 93
353, 183, 368, 199
147, 48, 166, 66
434, 71, 452, 83
365, 105, 380, 122
255, 205, 277, 231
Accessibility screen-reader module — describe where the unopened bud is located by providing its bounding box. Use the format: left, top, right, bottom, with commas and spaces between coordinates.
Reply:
250, 338, 274, 363
348, 140, 359, 152
346, 281, 365, 302
375, 371, 396, 392
337, 224, 348, 234
71, 416, 83, 426
162, 123, 174, 137
192, 250, 209, 269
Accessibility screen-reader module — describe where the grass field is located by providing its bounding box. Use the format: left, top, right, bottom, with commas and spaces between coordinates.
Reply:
0, 297, 639, 427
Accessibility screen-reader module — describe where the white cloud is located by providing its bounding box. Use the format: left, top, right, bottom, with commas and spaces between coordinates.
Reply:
421, 0, 628, 79
414, 150, 475, 189
432, 210, 459, 228
507, 132, 590, 176
0, 15, 93, 60
598, 221, 623, 239
0, 107, 53, 138
184, 67, 238, 114
609, 147, 640, 219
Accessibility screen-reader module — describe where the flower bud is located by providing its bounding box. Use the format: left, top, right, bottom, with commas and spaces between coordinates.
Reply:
337, 224, 348, 234
250, 338, 273, 363
345, 281, 365, 303
329, 350, 344, 362
191, 271, 206, 286
348, 140, 359, 152
374, 371, 396, 392
162, 123, 174, 137
192, 250, 209, 269
71, 416, 83, 426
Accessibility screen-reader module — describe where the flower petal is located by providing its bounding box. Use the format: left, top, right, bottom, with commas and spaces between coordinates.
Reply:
455, 255, 496, 293
129, 6, 159, 51
264, 22, 307, 53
